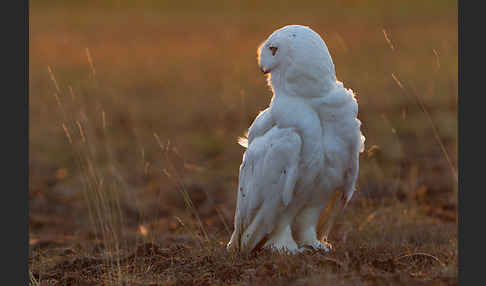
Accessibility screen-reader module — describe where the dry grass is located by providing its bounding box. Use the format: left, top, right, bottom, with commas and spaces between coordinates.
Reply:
29, 0, 457, 285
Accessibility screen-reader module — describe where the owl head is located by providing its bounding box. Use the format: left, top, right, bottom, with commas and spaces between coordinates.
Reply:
257, 25, 337, 96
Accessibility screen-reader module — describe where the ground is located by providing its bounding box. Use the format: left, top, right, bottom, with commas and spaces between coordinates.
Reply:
29, 0, 457, 285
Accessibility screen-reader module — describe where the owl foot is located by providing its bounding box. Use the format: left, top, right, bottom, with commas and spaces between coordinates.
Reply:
263, 243, 301, 254
262, 225, 300, 254
300, 240, 332, 252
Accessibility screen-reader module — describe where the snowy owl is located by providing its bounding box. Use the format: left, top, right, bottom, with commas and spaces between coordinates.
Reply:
226, 25, 365, 254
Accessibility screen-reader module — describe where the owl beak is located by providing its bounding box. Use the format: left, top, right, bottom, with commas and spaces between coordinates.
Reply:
260, 66, 269, 74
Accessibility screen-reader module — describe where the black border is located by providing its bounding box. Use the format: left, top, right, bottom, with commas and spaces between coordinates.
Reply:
459, 0, 482, 285
2, 0, 29, 284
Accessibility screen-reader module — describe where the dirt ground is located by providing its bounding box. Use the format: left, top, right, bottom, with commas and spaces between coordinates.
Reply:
29, 1, 458, 285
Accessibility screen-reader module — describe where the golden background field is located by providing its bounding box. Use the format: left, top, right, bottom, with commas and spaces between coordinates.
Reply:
29, 0, 458, 284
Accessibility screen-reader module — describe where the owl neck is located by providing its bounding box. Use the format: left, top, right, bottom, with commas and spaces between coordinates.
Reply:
269, 67, 337, 99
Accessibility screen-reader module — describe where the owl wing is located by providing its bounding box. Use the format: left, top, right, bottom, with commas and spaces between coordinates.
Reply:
313, 84, 365, 240
227, 125, 302, 252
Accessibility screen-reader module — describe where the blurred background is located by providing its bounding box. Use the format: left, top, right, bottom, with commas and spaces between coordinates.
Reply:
29, 0, 457, 283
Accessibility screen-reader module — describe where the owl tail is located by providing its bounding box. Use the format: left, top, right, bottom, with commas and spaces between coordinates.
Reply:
316, 189, 348, 241
227, 228, 241, 252
227, 206, 270, 253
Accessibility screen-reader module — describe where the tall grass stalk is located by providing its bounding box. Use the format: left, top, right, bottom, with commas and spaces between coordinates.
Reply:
154, 133, 210, 247
48, 58, 129, 284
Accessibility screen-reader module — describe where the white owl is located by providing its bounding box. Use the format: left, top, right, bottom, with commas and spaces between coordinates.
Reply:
227, 25, 365, 254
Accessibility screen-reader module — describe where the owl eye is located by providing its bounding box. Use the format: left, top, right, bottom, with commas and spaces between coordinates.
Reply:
269, 46, 278, 56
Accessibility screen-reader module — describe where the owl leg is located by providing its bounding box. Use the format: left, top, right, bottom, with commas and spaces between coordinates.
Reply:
263, 217, 300, 254
293, 206, 330, 251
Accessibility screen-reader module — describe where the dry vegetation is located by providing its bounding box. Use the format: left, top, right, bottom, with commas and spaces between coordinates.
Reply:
29, 0, 457, 285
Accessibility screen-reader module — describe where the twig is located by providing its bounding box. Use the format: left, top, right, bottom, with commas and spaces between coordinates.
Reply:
394, 252, 446, 268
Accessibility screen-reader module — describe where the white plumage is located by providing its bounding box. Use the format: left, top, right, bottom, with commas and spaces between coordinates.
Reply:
227, 25, 365, 253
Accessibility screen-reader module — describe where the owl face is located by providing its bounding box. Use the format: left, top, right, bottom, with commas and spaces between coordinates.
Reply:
257, 29, 295, 75
257, 25, 337, 94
